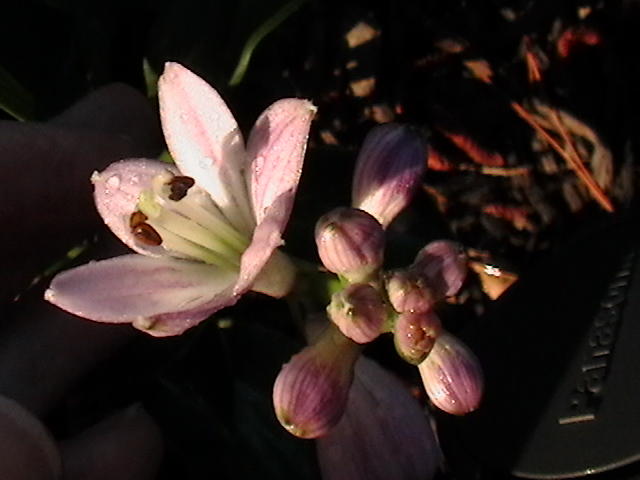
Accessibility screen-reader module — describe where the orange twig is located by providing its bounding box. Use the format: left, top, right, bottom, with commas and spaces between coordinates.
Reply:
511, 101, 614, 212
441, 130, 505, 167
483, 204, 535, 231
427, 148, 456, 171
461, 165, 531, 176
557, 26, 602, 58
523, 36, 543, 84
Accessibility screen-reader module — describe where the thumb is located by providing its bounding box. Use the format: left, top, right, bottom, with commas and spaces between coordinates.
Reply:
59, 404, 163, 480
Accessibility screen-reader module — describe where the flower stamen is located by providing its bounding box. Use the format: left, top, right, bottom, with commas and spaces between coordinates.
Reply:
131, 171, 253, 270
129, 211, 148, 229
151, 224, 238, 270
168, 175, 195, 201
131, 222, 163, 246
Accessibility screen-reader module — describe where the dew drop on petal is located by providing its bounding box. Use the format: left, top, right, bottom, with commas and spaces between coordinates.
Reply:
106, 174, 121, 189
254, 155, 264, 175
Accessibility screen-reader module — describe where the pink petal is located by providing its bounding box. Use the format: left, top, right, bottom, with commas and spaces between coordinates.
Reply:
246, 98, 315, 225
93, 159, 177, 256
233, 191, 293, 295
158, 62, 254, 233
45, 255, 238, 337
317, 357, 441, 480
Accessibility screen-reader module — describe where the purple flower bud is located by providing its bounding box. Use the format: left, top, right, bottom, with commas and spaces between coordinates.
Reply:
327, 283, 386, 344
315, 207, 385, 283
385, 269, 436, 313
412, 240, 467, 298
273, 326, 361, 438
351, 124, 426, 228
418, 332, 483, 415
394, 310, 442, 365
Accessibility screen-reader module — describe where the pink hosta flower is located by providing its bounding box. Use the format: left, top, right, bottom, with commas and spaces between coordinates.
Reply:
418, 332, 483, 415
45, 63, 315, 337
317, 357, 441, 480
351, 124, 426, 228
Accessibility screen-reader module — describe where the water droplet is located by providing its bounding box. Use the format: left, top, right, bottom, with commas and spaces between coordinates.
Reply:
254, 156, 265, 175
106, 175, 121, 189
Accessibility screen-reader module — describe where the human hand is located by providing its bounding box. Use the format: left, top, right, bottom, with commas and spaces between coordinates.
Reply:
0, 83, 165, 479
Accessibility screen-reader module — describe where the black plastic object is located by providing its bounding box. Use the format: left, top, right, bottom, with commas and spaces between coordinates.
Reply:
441, 216, 640, 479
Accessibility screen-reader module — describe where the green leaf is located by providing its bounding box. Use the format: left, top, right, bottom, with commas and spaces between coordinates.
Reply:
142, 58, 159, 99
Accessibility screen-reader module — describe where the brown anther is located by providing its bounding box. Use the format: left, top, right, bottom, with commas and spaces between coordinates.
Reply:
168, 175, 195, 201
129, 211, 148, 229
132, 223, 163, 246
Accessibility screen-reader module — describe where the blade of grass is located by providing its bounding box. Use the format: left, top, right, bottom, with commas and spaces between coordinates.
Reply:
14, 239, 92, 301
0, 65, 35, 121
228, 0, 308, 87
142, 58, 159, 98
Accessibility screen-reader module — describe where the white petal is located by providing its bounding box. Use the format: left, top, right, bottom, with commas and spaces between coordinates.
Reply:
45, 255, 238, 336
158, 62, 254, 233
93, 159, 177, 257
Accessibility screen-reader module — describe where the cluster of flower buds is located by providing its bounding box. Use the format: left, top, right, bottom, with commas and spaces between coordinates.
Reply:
388, 240, 483, 415
273, 123, 483, 439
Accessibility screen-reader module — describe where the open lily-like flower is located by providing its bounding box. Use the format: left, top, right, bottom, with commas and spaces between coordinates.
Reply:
45, 63, 315, 337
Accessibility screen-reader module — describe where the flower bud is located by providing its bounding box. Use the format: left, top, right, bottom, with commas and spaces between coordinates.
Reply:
327, 283, 386, 344
418, 332, 483, 415
412, 240, 467, 298
394, 310, 442, 365
273, 325, 361, 438
385, 269, 436, 313
351, 124, 426, 228
315, 207, 385, 283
